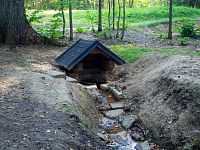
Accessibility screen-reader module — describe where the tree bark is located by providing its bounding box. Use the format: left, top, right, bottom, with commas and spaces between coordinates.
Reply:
0, 0, 57, 47
116, 0, 121, 38
60, 0, 66, 38
108, 0, 111, 29
98, 0, 103, 32
168, 0, 173, 39
121, 0, 126, 40
69, 0, 73, 41
112, 0, 115, 30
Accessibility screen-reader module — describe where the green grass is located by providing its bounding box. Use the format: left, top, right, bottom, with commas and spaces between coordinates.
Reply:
109, 45, 200, 63
28, 6, 200, 29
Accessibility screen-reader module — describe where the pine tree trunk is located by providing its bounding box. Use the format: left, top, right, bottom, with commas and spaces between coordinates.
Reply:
69, 0, 73, 41
121, 0, 126, 40
112, 0, 115, 30
116, 0, 121, 38
98, 0, 103, 32
60, 0, 66, 38
108, 0, 111, 29
0, 0, 57, 47
168, 0, 173, 39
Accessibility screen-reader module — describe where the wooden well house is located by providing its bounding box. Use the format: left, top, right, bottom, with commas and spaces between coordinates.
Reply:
55, 39, 126, 84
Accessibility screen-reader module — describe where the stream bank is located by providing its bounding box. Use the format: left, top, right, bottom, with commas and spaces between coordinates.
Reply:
85, 83, 154, 150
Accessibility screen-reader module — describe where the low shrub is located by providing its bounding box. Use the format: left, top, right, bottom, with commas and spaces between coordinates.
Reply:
176, 19, 197, 38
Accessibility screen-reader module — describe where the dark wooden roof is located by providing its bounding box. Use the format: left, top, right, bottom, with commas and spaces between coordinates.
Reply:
55, 39, 126, 70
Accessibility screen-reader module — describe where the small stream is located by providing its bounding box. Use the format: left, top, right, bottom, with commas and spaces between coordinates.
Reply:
86, 84, 151, 150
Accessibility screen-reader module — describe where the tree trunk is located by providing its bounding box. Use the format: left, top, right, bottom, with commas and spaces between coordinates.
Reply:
108, 0, 111, 29
168, 0, 173, 39
98, 0, 103, 32
0, 0, 33, 46
130, 0, 134, 7
0, 0, 57, 47
69, 0, 73, 41
116, 0, 121, 38
121, 0, 126, 40
60, 0, 66, 38
112, 0, 115, 30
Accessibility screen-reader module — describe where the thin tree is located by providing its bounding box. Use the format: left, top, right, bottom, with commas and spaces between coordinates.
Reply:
116, 0, 121, 38
108, 0, 111, 29
69, 0, 73, 41
130, 0, 134, 7
98, 0, 103, 32
112, 0, 115, 30
121, 0, 126, 40
168, 0, 173, 39
60, 0, 66, 38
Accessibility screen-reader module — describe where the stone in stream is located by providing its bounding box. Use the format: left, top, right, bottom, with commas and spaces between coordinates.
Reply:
47, 70, 66, 79
134, 141, 151, 150
110, 102, 124, 109
86, 86, 101, 100
99, 117, 116, 129
100, 84, 110, 90
109, 86, 124, 100
109, 131, 130, 146
120, 115, 139, 129
104, 109, 124, 119
96, 133, 108, 142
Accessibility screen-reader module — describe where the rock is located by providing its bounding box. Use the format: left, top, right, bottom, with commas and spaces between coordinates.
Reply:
66, 76, 77, 83
121, 115, 138, 129
110, 102, 124, 109
110, 131, 130, 146
98, 103, 111, 111
100, 117, 116, 129
100, 84, 109, 90
85, 85, 98, 89
134, 141, 151, 150
87, 88, 101, 100
109, 86, 123, 100
96, 133, 108, 142
47, 70, 66, 79
130, 127, 145, 141
97, 95, 108, 103
104, 109, 124, 119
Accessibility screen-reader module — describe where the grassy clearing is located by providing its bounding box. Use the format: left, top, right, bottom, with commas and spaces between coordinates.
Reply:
30, 6, 200, 29
109, 45, 200, 62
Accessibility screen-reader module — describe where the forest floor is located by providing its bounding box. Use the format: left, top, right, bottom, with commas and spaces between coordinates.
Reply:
0, 46, 108, 150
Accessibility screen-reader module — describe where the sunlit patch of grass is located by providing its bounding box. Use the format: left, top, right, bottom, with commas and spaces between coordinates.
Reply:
109, 45, 200, 63
28, 6, 200, 29
109, 45, 153, 62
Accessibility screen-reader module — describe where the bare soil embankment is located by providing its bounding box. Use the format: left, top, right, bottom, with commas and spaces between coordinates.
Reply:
120, 54, 200, 149
0, 46, 107, 150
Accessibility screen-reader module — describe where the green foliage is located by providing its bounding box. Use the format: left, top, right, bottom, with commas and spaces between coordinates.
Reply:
85, 10, 97, 32
176, 19, 197, 37
75, 27, 85, 33
177, 37, 190, 45
26, 9, 44, 24
38, 12, 63, 40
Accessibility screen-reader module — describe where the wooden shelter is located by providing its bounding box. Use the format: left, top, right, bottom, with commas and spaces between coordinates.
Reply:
55, 39, 126, 83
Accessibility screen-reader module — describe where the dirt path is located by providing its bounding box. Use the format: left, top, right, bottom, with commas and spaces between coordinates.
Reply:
0, 45, 108, 150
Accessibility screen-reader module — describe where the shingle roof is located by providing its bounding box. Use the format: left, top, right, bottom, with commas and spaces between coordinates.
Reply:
55, 39, 126, 70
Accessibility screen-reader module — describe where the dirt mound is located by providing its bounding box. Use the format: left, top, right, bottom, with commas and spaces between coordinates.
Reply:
120, 54, 200, 149
0, 46, 107, 150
